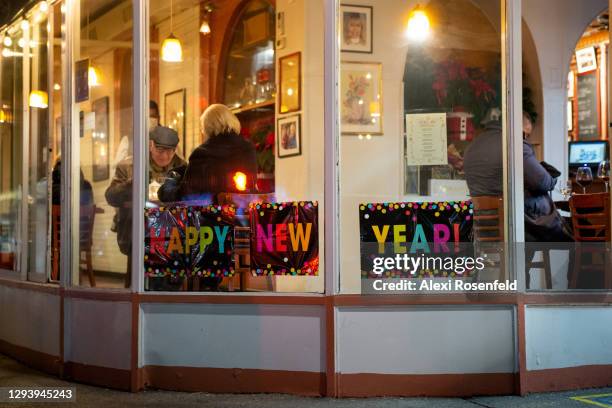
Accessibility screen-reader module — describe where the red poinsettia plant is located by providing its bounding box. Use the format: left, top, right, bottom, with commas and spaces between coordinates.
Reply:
240, 116, 275, 174
432, 58, 496, 125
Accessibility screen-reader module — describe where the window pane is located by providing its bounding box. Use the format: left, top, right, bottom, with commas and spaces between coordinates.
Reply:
74, 0, 133, 288
339, 1, 506, 294
0, 27, 24, 272
27, 7, 51, 281
145, 0, 324, 292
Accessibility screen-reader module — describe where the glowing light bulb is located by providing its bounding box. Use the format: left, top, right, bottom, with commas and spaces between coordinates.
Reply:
21, 20, 29, 31
161, 34, 182, 62
39, 1, 49, 13
3, 36, 12, 47
406, 6, 430, 42
17, 38, 25, 48
88, 66, 100, 86
199, 20, 211, 35
233, 172, 247, 192
29, 90, 48, 108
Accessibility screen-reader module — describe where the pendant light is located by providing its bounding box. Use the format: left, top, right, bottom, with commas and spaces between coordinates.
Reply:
161, 0, 182, 62
406, 4, 430, 42
29, 90, 49, 108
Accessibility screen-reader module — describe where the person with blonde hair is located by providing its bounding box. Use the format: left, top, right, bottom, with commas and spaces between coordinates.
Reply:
159, 104, 257, 202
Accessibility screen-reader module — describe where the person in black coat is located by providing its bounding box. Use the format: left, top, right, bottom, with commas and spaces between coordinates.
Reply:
159, 104, 257, 203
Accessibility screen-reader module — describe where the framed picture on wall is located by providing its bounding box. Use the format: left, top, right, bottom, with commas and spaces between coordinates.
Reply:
164, 88, 186, 157
277, 114, 301, 158
340, 61, 383, 135
340, 4, 373, 53
243, 10, 270, 47
575, 47, 597, 74
92, 97, 110, 182
279, 52, 301, 114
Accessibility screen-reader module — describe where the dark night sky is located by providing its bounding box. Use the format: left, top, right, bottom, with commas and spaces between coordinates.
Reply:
1, 0, 30, 26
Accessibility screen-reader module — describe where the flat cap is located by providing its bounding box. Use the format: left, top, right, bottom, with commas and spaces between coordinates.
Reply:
150, 126, 179, 148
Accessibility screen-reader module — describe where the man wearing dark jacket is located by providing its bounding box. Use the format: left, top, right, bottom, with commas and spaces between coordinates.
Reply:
105, 126, 187, 287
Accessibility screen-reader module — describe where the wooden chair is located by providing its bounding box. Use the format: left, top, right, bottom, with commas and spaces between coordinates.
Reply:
471, 196, 507, 280
78, 204, 98, 287
217, 192, 275, 291
569, 193, 611, 289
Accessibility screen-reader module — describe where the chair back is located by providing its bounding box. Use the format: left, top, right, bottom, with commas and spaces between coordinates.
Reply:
569, 193, 611, 242
79, 204, 97, 249
471, 196, 504, 242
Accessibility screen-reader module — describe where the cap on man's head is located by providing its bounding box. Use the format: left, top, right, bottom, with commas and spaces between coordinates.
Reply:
150, 126, 179, 148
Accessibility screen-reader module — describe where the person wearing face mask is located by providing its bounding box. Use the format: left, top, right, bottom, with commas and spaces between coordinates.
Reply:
105, 125, 187, 288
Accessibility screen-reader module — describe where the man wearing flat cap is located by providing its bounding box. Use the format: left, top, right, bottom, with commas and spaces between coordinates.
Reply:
105, 125, 186, 287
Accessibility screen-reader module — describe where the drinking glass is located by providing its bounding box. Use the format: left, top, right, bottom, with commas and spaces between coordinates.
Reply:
558, 180, 572, 200
576, 165, 593, 194
597, 160, 610, 192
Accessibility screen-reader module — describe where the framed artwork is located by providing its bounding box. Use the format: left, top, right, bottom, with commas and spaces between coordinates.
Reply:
75, 58, 89, 102
92, 97, 110, 182
243, 10, 269, 47
277, 114, 301, 158
340, 61, 382, 134
279, 52, 301, 114
340, 4, 373, 53
575, 47, 597, 74
164, 88, 186, 157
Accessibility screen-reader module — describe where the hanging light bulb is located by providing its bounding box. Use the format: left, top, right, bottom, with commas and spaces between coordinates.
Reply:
161, 34, 182, 62
88, 65, 101, 86
3, 36, 11, 47
199, 20, 211, 35
29, 90, 48, 108
161, 0, 182, 62
406, 4, 430, 42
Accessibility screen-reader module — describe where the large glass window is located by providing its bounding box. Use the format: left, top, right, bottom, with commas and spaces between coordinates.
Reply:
144, 0, 325, 292
339, 0, 506, 294
0, 25, 24, 273
72, 0, 133, 288
27, 4, 51, 282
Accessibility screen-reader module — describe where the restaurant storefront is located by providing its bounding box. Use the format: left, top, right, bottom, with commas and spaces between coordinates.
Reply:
0, 0, 611, 397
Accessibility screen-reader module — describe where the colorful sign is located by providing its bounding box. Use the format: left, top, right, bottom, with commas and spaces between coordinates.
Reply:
249, 201, 319, 276
359, 201, 474, 278
144, 205, 235, 279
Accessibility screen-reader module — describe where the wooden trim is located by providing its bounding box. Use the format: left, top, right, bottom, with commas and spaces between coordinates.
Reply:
523, 365, 612, 393
63, 362, 131, 391
521, 293, 612, 304
142, 365, 325, 396
130, 293, 140, 392
516, 300, 527, 396
337, 372, 517, 397
0, 339, 61, 377
0, 277, 60, 295
137, 293, 326, 305
63, 288, 132, 301
333, 293, 520, 306
324, 297, 337, 397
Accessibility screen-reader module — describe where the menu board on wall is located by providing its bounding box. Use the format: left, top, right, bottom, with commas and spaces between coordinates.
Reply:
405, 113, 448, 166
577, 72, 599, 140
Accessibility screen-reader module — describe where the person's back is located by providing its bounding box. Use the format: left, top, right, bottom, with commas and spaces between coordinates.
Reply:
463, 122, 503, 197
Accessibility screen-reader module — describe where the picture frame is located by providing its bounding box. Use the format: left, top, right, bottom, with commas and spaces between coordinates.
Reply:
164, 88, 186, 158
277, 114, 301, 158
575, 47, 597, 74
279, 52, 301, 114
91, 97, 110, 182
340, 61, 383, 135
243, 10, 269, 47
567, 70, 575, 98
340, 4, 373, 54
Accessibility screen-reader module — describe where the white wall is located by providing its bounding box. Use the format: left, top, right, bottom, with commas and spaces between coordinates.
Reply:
64, 298, 132, 370
274, 0, 325, 293
141, 303, 325, 372
337, 306, 516, 374
522, 0, 607, 181
0, 286, 60, 356
525, 305, 612, 370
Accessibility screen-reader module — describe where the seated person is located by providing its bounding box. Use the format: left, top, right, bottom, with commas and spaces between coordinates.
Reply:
463, 110, 572, 242
105, 126, 187, 288
160, 104, 257, 203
